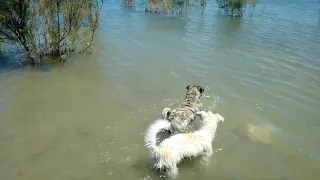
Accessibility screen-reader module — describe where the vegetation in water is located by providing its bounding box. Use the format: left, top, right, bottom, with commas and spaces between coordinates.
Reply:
122, 0, 257, 16
121, 0, 135, 7
0, 0, 103, 65
0, 0, 261, 66
121, 0, 207, 15
216, 0, 257, 17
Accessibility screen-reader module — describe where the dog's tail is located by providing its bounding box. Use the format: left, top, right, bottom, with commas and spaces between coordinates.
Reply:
144, 119, 171, 154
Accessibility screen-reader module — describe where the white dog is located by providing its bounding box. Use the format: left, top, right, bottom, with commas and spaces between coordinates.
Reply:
144, 110, 224, 178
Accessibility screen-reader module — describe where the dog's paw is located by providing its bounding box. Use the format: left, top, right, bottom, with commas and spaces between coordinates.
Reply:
196, 111, 207, 118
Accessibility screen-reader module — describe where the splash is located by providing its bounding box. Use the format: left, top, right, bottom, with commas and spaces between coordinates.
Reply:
160, 88, 225, 113
201, 92, 224, 112
161, 96, 181, 108
140, 174, 152, 180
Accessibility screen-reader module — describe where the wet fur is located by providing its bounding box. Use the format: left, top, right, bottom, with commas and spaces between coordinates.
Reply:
145, 110, 225, 178
162, 85, 205, 134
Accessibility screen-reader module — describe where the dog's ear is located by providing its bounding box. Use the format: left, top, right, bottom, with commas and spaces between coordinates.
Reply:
166, 111, 171, 118
186, 85, 191, 90
199, 87, 205, 94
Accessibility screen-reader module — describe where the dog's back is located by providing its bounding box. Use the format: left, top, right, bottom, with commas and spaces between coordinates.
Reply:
167, 107, 197, 133
165, 85, 204, 133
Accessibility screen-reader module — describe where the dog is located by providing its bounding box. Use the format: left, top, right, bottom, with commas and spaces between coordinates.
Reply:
144, 110, 224, 178
162, 85, 205, 134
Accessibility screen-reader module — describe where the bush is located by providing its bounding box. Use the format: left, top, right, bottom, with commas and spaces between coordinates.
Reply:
144, 0, 207, 15
217, 0, 257, 17
0, 0, 103, 65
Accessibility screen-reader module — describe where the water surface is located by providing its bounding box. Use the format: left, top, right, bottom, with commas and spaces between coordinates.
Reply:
1, 0, 320, 180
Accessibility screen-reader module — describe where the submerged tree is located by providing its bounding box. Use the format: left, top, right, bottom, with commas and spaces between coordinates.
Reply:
216, 0, 257, 17
0, 0, 103, 65
144, 0, 207, 15
121, 0, 135, 7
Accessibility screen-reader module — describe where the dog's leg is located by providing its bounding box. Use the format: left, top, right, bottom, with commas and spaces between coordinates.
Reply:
205, 145, 213, 157
200, 145, 213, 166
152, 157, 159, 169
167, 165, 178, 179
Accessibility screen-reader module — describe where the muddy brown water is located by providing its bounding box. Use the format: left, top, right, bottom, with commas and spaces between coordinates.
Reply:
1, 0, 320, 179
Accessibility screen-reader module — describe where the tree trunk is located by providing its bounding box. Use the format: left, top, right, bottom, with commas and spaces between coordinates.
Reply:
22, 43, 36, 65
56, 0, 61, 57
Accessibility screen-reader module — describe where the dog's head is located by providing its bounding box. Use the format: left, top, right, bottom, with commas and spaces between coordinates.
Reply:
186, 85, 205, 98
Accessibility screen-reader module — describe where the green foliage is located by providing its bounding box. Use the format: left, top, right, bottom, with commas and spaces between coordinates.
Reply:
0, 0, 103, 64
0, 0, 37, 63
144, 0, 206, 15
217, 0, 257, 17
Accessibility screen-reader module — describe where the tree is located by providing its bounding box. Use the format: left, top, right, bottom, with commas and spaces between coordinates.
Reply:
38, 0, 102, 59
0, 0, 37, 64
0, 0, 103, 64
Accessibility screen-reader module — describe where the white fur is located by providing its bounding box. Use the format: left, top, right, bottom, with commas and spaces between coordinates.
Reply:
144, 110, 224, 178
144, 118, 172, 154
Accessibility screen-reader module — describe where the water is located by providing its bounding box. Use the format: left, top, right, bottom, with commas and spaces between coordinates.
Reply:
1, 0, 320, 179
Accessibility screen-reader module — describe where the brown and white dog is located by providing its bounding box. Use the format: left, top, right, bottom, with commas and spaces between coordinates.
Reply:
162, 85, 205, 134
